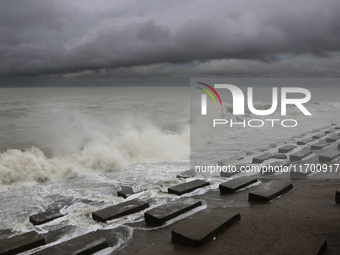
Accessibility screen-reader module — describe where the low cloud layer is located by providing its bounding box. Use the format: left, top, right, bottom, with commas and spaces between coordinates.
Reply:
1, 0, 340, 86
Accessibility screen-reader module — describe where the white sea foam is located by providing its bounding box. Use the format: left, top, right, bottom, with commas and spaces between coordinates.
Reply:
0, 147, 57, 184
0, 119, 190, 185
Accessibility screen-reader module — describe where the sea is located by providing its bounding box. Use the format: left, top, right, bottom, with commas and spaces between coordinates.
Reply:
0, 85, 340, 253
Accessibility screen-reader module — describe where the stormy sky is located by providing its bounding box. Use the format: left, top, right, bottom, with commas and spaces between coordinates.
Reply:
1, 0, 340, 87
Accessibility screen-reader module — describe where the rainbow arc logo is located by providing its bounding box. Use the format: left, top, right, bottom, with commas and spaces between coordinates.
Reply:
196, 82, 222, 106
196, 82, 222, 115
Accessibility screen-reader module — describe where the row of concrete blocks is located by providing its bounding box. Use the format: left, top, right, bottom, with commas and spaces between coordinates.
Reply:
26, 180, 210, 227
221, 160, 338, 178
92, 179, 296, 224
0, 178, 300, 254
0, 179, 207, 254
293, 127, 340, 163
3, 127, 338, 254
253, 142, 340, 164
2, 168, 335, 255
0, 211, 243, 254
1, 179, 329, 254
172, 126, 340, 251
93, 179, 208, 224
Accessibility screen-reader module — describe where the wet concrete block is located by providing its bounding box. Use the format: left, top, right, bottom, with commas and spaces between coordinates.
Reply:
117, 186, 143, 199
278, 145, 297, 153
269, 143, 277, 148
335, 190, 340, 204
288, 155, 319, 178
220, 164, 244, 178
0, 231, 45, 255
252, 153, 272, 163
248, 180, 293, 202
33, 231, 108, 255
176, 169, 196, 179
261, 162, 289, 175
316, 240, 327, 255
335, 125, 340, 129
219, 178, 258, 194
290, 147, 312, 161
171, 209, 241, 247
92, 199, 149, 223
297, 138, 313, 145
217, 160, 226, 166
168, 180, 209, 195
29, 210, 64, 225
319, 150, 340, 162
144, 199, 202, 226
312, 133, 325, 139
325, 128, 335, 134
326, 134, 340, 143
311, 141, 330, 150
176, 174, 191, 179
271, 153, 287, 159
290, 166, 311, 178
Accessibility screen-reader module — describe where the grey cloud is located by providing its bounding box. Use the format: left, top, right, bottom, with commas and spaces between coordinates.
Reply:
67, 54, 340, 80
1, 0, 340, 85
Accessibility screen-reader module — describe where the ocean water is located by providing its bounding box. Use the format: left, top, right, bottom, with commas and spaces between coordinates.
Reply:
0, 86, 340, 252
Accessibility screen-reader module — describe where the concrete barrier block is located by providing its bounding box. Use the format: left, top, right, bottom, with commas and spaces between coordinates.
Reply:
325, 128, 335, 134
316, 240, 327, 255
278, 145, 296, 153
168, 180, 209, 195
271, 154, 287, 159
297, 138, 313, 145
290, 148, 312, 161
311, 141, 330, 150
319, 150, 340, 162
144, 199, 202, 226
92, 199, 149, 223
252, 153, 272, 163
176, 169, 196, 179
172, 209, 241, 247
117, 186, 146, 199
220, 164, 245, 178
32, 231, 108, 255
290, 167, 311, 178
326, 134, 340, 143
249, 180, 293, 202
312, 133, 325, 139
29, 210, 64, 225
0, 231, 45, 255
219, 178, 258, 194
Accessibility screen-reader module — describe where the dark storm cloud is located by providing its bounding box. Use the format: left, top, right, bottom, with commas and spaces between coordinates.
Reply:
1, 0, 340, 84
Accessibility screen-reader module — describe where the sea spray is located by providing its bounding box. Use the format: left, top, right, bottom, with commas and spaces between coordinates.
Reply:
0, 120, 190, 185
0, 147, 56, 184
